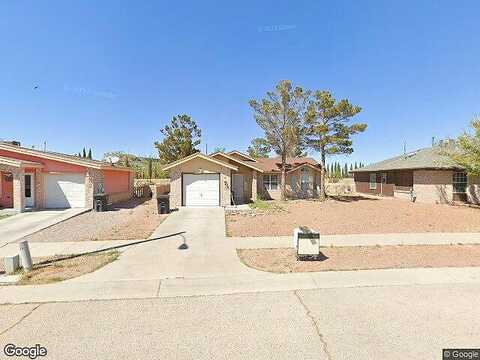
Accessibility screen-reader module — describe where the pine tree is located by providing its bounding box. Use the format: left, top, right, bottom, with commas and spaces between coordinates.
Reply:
87, 148, 92, 159
82, 148, 86, 158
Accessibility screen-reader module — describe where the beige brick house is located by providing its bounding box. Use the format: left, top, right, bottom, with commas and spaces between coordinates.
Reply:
162, 150, 322, 208
352, 142, 479, 204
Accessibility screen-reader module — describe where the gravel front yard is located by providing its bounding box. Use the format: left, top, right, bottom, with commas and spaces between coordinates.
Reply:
238, 244, 480, 273
25, 198, 164, 242
226, 196, 480, 236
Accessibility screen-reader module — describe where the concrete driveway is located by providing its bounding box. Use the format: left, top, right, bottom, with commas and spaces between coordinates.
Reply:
74, 207, 254, 282
0, 208, 88, 247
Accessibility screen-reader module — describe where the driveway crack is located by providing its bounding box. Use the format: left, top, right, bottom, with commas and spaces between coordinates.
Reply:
0, 304, 42, 336
156, 280, 162, 297
294, 290, 333, 360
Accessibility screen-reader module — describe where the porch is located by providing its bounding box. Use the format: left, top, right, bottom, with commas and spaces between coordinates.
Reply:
231, 170, 258, 205
0, 156, 44, 213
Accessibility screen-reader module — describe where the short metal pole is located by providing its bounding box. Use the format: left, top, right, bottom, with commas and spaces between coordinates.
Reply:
19, 240, 33, 272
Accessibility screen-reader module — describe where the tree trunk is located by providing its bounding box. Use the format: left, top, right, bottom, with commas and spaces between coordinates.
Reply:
281, 155, 287, 201
319, 149, 326, 201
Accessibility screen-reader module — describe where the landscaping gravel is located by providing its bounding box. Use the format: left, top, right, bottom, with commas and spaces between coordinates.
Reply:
238, 244, 480, 272
226, 196, 480, 236
25, 198, 164, 242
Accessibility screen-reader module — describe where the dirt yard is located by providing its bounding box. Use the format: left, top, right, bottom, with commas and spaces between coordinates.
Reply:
12, 251, 119, 284
238, 244, 480, 273
25, 198, 165, 242
226, 196, 480, 236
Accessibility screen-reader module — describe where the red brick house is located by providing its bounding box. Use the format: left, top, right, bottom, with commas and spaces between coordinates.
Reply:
0, 141, 134, 212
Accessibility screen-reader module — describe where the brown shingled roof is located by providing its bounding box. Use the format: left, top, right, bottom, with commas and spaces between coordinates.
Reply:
255, 156, 321, 172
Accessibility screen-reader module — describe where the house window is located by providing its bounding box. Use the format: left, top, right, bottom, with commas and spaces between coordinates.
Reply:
263, 174, 278, 190
453, 172, 467, 193
369, 173, 377, 190
301, 168, 310, 191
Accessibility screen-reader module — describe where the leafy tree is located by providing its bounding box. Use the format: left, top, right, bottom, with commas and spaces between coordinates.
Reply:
87, 148, 92, 159
103, 151, 138, 167
247, 138, 271, 158
448, 119, 480, 175
213, 146, 226, 153
305, 90, 366, 200
249, 80, 309, 200
155, 114, 201, 163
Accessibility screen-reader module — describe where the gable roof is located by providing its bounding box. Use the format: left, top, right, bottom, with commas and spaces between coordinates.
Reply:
255, 156, 321, 172
162, 152, 239, 171
0, 142, 132, 171
351, 145, 462, 173
210, 152, 264, 172
227, 150, 257, 162
286, 162, 321, 173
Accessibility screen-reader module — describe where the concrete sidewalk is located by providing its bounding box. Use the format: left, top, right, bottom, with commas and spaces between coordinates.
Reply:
0, 208, 89, 247
0, 240, 139, 258
233, 232, 480, 249
2, 265, 480, 304
2, 207, 480, 305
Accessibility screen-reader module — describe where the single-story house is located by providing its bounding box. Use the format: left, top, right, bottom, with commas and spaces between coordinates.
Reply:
0, 141, 134, 212
351, 141, 479, 204
162, 150, 322, 208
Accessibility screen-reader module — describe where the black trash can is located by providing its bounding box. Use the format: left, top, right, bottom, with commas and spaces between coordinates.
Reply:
93, 193, 108, 212
158, 194, 170, 214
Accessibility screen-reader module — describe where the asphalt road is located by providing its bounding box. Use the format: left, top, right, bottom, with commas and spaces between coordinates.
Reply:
1, 283, 479, 360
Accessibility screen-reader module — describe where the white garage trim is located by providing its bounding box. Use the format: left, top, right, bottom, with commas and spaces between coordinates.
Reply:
182, 173, 220, 207
45, 173, 86, 208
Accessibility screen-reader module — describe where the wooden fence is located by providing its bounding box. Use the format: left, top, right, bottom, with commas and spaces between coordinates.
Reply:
133, 184, 152, 199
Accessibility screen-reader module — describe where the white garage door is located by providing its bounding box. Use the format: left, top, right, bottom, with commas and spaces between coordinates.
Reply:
183, 174, 220, 207
45, 173, 86, 208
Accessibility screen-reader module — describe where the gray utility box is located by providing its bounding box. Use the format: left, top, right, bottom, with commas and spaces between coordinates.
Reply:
293, 227, 320, 259
4, 254, 20, 274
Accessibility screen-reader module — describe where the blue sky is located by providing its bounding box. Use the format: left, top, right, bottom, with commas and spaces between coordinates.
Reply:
1, 1, 479, 165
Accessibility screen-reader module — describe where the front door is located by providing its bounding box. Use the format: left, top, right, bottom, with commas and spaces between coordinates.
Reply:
232, 174, 244, 204
25, 173, 34, 208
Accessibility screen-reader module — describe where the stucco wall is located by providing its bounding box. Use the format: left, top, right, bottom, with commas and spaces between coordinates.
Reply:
413, 170, 454, 204
104, 169, 132, 194
168, 157, 232, 208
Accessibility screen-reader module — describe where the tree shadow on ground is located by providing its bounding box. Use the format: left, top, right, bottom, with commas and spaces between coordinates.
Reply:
328, 195, 379, 202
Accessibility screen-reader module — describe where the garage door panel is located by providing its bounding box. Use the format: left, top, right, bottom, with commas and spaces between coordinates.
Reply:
45, 173, 86, 208
183, 174, 220, 207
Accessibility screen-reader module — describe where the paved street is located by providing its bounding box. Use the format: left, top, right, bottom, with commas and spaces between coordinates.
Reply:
1, 283, 479, 360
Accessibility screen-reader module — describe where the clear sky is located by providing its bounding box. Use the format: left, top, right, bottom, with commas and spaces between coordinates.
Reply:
1, 1, 479, 165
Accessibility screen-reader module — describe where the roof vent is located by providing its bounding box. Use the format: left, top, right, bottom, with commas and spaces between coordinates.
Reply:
2, 140, 21, 146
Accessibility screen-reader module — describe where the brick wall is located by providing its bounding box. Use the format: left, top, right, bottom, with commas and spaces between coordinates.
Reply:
85, 168, 104, 209
467, 175, 480, 204
168, 158, 232, 208
413, 170, 453, 204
